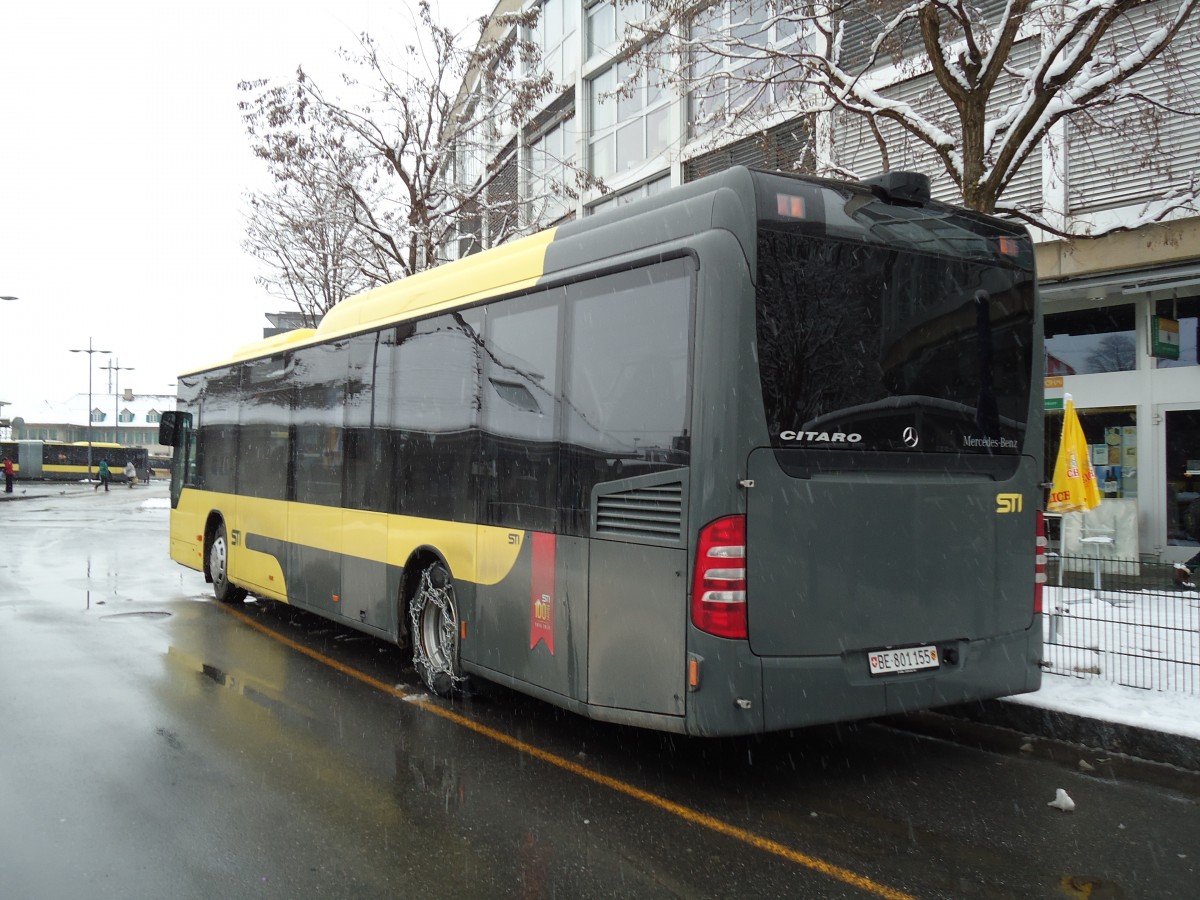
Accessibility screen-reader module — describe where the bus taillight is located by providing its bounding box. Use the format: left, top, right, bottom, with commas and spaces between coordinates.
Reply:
1034, 511, 1047, 614
692, 515, 748, 640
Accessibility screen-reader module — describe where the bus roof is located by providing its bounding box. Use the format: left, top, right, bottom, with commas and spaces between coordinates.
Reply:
179, 166, 1025, 377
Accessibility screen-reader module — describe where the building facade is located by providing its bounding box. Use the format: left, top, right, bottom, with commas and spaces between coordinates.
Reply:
11, 389, 174, 460
446, 0, 1200, 563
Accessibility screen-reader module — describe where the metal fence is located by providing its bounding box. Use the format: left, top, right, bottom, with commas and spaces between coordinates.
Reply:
1043, 554, 1200, 696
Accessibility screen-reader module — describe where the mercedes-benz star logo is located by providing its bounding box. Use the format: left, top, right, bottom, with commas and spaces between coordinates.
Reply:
902, 426, 919, 448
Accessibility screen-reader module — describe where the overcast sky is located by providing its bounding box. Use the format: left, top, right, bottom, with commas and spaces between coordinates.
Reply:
0, 0, 491, 418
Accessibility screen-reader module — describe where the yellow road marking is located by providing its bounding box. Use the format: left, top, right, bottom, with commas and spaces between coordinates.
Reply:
223, 604, 918, 900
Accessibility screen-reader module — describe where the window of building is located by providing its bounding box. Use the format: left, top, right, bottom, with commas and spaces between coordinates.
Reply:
1044, 407, 1138, 503
1044, 304, 1137, 375
146, 410, 161, 423
687, 2, 811, 137
118, 408, 135, 423
536, 0, 578, 84
587, 0, 646, 60
587, 173, 670, 215
528, 114, 578, 225
91, 408, 106, 423
1154, 295, 1200, 369
589, 42, 670, 179
456, 130, 484, 190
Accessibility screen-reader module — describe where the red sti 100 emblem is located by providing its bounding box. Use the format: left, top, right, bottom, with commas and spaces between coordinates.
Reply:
529, 532, 556, 655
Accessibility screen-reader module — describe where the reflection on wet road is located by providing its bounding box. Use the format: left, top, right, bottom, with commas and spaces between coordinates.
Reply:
1, 484, 1198, 899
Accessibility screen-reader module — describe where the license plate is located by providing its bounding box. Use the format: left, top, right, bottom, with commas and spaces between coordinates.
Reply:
867, 645, 940, 676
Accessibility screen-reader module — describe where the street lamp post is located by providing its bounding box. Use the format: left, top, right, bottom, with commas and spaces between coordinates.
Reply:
1, 300, 15, 438
102, 359, 135, 445
68, 338, 112, 478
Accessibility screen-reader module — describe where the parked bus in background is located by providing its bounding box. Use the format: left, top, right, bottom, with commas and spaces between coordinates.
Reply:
0, 440, 148, 482
159, 167, 1044, 736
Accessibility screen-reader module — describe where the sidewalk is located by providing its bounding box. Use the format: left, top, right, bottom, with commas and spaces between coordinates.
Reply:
0, 478, 160, 499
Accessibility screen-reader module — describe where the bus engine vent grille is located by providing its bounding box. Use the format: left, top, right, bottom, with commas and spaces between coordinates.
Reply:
596, 482, 684, 540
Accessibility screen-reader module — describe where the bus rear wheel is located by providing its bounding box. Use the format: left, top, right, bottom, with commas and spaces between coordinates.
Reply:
409, 562, 465, 697
210, 522, 247, 604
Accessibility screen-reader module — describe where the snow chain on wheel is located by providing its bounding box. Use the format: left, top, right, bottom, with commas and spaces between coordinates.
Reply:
409, 564, 465, 697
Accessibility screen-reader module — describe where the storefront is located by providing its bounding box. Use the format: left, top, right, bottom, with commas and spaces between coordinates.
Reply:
1039, 241, 1200, 563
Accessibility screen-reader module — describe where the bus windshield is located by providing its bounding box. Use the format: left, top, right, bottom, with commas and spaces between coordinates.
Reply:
755, 182, 1035, 457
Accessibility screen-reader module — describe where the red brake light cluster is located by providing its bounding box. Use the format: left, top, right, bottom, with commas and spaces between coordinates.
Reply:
692, 515, 748, 639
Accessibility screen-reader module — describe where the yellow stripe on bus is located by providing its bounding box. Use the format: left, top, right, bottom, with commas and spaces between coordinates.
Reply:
171, 489, 526, 589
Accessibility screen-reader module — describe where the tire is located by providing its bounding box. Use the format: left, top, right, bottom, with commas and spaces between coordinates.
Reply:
210, 522, 247, 604
409, 562, 465, 697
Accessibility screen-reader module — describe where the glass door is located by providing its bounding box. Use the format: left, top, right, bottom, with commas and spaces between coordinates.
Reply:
1164, 408, 1200, 560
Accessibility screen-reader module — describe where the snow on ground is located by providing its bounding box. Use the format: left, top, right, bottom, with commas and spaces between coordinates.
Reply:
1024, 580, 1200, 741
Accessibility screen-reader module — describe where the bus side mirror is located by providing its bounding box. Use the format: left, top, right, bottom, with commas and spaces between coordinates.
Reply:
159, 411, 191, 447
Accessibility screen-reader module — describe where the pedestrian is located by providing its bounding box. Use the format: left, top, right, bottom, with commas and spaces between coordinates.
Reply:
144, 462, 153, 484
95, 458, 111, 492
2, 456, 13, 494
124, 460, 137, 487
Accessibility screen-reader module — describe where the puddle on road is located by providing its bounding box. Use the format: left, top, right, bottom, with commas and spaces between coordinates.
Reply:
100, 611, 173, 621
166, 645, 317, 729
1060, 874, 1126, 898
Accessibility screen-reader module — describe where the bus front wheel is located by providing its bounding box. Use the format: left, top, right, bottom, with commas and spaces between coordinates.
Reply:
210, 522, 247, 604
409, 562, 464, 697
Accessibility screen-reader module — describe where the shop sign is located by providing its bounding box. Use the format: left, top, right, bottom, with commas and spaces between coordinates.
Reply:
1151, 316, 1180, 360
1044, 375, 1064, 410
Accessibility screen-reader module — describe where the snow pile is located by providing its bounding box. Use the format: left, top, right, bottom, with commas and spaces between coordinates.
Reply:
1008, 675, 1200, 741
1048, 789, 1076, 812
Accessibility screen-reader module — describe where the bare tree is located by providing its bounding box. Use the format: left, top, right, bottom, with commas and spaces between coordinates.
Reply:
1085, 333, 1137, 372
240, 108, 378, 326
240, 0, 562, 293
620, 0, 1200, 233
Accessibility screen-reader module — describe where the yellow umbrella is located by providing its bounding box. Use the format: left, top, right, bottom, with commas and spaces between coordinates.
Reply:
1048, 397, 1102, 513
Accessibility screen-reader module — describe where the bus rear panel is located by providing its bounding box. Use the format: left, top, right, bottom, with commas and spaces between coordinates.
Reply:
682, 171, 1041, 734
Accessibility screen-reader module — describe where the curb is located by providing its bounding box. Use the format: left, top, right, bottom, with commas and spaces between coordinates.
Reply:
938, 698, 1200, 774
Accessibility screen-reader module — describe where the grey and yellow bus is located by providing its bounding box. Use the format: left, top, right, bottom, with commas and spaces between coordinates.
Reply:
1, 440, 148, 482
160, 166, 1044, 736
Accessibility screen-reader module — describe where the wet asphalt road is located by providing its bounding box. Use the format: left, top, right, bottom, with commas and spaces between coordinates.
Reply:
1, 482, 1198, 899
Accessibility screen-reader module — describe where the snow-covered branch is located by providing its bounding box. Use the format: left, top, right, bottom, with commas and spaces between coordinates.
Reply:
630, 0, 1199, 227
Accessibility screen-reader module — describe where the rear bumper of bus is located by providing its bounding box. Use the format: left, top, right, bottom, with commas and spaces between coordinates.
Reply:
757, 619, 1043, 733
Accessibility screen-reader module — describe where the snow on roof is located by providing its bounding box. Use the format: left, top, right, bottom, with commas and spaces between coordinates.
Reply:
11, 392, 176, 427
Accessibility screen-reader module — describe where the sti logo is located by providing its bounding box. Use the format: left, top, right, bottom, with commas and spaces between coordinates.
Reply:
996, 493, 1023, 514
